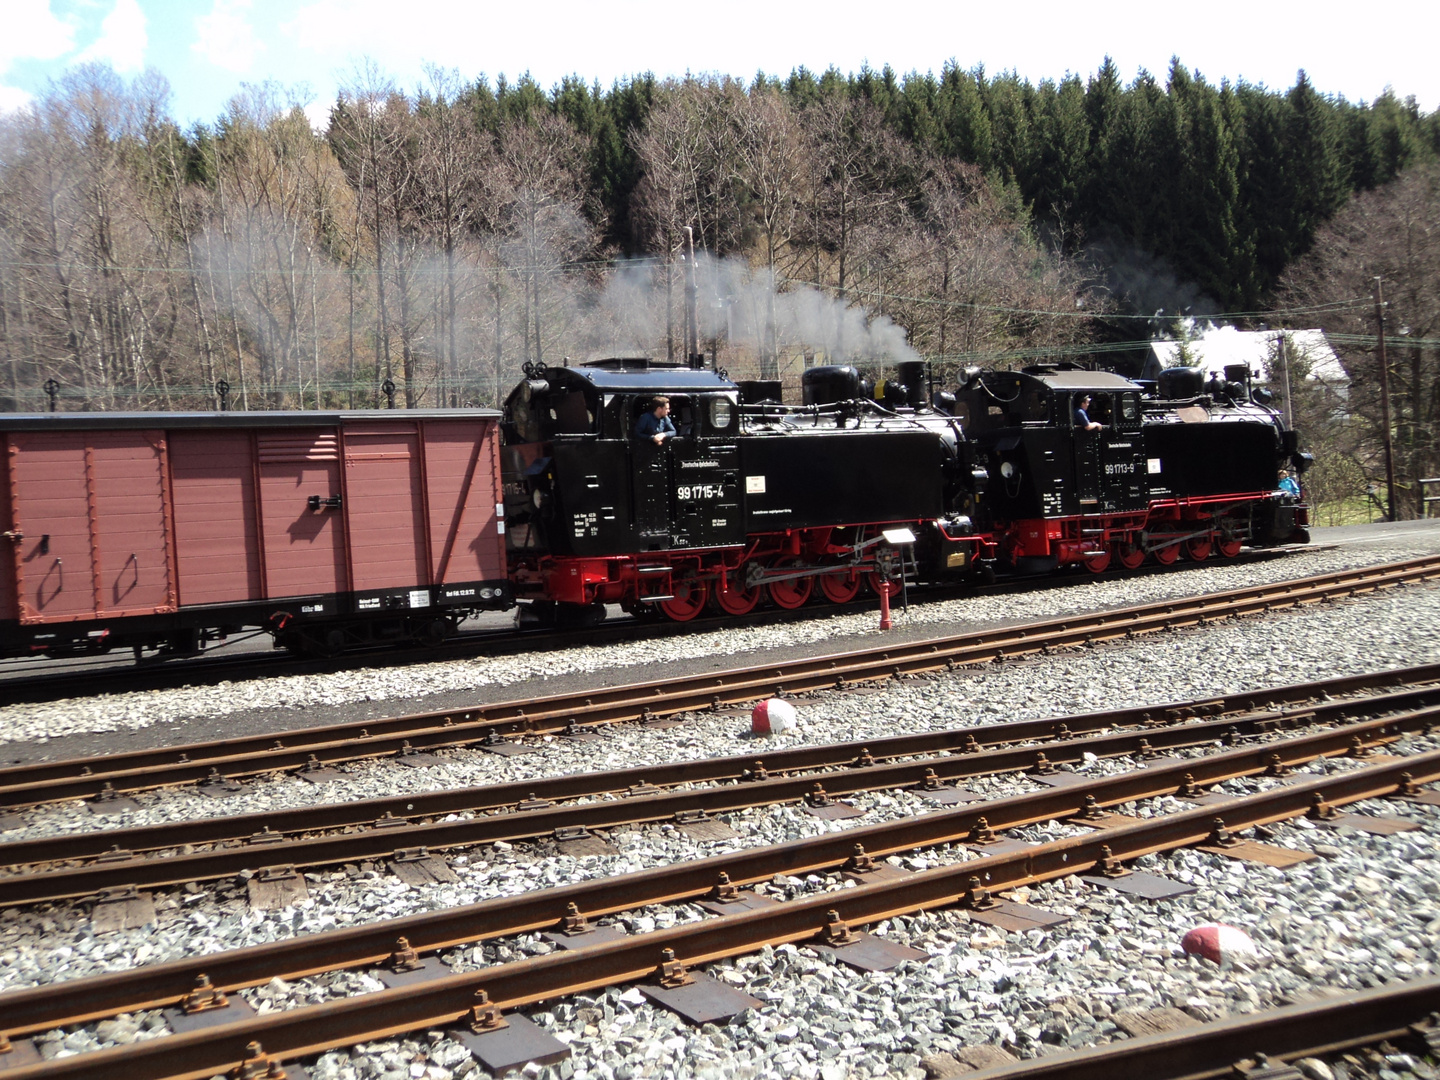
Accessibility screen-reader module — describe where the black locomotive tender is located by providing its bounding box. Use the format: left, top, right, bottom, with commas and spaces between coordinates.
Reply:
501, 356, 1310, 624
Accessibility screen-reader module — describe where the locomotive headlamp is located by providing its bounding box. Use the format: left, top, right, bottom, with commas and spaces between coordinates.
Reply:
1000, 461, 1016, 479
531, 488, 549, 509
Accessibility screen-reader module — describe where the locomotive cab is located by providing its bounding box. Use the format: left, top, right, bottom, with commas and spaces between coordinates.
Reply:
955, 367, 1147, 525
500, 361, 746, 564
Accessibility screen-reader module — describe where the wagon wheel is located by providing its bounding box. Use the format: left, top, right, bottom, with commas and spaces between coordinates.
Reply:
659, 576, 709, 622
1084, 548, 1112, 574
1183, 534, 1213, 562
1151, 542, 1180, 566
1113, 540, 1145, 570
710, 566, 760, 616
1217, 537, 1243, 558
819, 567, 862, 605
767, 559, 814, 609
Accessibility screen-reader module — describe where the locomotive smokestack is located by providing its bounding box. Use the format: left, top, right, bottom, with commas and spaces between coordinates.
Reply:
684, 226, 701, 370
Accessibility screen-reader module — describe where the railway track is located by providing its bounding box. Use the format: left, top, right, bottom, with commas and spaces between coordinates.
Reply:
0, 547, 1309, 706
2, 664, 1438, 905
3, 553, 1437, 811
964, 976, 1440, 1080
1, 737, 1435, 1080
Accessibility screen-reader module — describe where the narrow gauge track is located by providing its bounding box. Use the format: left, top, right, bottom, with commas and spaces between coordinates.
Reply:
3, 748, 1436, 1080
3, 667, 1439, 906
1, 716, 1435, 1044
963, 976, 1440, 1080
0, 547, 1309, 706
2, 554, 1437, 811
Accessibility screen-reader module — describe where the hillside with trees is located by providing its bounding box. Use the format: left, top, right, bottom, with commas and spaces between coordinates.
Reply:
0, 58, 1436, 413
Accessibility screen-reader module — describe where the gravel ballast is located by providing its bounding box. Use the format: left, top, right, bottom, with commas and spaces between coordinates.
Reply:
1, 533, 1439, 1080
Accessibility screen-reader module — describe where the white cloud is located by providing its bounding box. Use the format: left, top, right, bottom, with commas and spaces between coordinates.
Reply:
0, 84, 36, 115
0, 0, 75, 75
192, 0, 262, 74
73, 0, 148, 75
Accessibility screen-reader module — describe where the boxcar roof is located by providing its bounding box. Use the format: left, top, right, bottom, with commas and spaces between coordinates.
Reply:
0, 409, 501, 431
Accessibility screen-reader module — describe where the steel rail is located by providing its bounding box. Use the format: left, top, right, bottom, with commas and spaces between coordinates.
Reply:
1, 716, 1435, 1040
5, 751, 1437, 1080
1, 555, 1437, 811
4, 661, 1436, 871
2, 688, 1435, 907
961, 977, 1440, 1080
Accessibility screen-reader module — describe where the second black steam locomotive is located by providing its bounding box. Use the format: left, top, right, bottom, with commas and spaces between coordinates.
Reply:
499, 356, 1311, 623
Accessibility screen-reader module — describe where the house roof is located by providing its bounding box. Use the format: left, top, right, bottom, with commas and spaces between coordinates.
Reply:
1144, 327, 1348, 384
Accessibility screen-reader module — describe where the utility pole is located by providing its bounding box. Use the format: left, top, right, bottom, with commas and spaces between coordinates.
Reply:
1277, 332, 1294, 430
683, 226, 700, 370
1373, 277, 1398, 522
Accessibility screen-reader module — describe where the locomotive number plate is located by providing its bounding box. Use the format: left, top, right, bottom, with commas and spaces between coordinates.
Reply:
677, 484, 724, 500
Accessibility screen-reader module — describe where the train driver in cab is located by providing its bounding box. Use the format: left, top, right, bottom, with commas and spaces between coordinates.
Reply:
635, 396, 677, 445
1074, 394, 1104, 432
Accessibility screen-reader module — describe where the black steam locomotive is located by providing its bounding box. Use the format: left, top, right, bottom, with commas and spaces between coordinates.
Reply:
499, 356, 1310, 623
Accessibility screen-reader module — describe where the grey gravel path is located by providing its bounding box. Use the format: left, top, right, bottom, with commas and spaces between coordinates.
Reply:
2, 529, 1439, 1080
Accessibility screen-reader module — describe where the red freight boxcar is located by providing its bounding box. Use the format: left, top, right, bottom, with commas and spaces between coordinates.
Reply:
1, 411, 511, 658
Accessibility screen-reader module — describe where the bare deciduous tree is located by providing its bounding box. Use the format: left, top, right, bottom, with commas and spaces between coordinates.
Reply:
1281, 163, 1440, 518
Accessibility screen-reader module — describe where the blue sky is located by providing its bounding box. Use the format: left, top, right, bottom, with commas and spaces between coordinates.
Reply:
3, 0, 1437, 128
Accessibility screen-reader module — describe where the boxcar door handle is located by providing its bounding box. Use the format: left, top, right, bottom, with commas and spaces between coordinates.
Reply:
307, 495, 343, 511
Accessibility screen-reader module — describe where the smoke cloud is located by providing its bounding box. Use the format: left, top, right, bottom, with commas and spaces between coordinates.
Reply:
585, 253, 921, 370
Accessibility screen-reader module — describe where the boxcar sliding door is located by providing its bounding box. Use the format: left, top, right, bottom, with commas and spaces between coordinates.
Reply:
4, 430, 175, 624
340, 422, 429, 592
256, 430, 348, 599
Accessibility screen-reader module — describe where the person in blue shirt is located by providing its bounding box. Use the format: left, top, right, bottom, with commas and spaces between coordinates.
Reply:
634, 396, 677, 445
1278, 468, 1301, 500
1074, 394, 1102, 431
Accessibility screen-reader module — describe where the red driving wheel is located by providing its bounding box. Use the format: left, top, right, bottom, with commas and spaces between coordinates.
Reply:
1113, 541, 1145, 570
767, 559, 814, 609
819, 568, 862, 604
1184, 534, 1213, 562
659, 576, 709, 622
1084, 549, 1112, 574
1217, 538, 1243, 558
710, 566, 760, 616
1152, 543, 1180, 565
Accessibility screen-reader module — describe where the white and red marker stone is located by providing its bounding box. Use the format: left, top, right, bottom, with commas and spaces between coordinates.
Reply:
1181, 923, 1260, 965
751, 698, 798, 736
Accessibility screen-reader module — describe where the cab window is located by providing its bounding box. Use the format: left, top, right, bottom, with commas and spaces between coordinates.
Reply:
1087, 393, 1114, 426
626, 395, 691, 440
549, 390, 594, 435
1022, 388, 1051, 424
